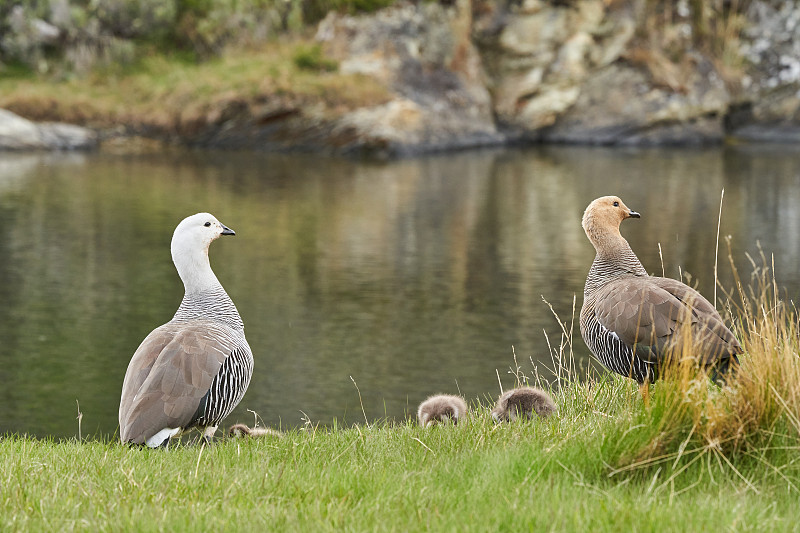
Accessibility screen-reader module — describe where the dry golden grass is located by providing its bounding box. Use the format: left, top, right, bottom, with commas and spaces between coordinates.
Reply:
603, 242, 800, 484
717, 242, 800, 445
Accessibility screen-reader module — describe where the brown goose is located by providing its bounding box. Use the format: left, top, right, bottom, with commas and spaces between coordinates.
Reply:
579, 196, 741, 386
417, 394, 468, 427
491, 386, 557, 422
119, 213, 254, 447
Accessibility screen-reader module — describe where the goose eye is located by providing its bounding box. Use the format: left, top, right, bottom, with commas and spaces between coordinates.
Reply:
613, 201, 619, 207
204, 222, 211, 227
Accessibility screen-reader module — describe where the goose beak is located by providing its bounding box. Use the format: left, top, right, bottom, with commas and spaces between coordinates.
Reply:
221, 224, 235, 236
628, 210, 640, 219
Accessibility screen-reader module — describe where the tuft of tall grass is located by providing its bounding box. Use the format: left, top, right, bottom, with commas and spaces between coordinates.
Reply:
622, 254, 796, 490
718, 242, 800, 446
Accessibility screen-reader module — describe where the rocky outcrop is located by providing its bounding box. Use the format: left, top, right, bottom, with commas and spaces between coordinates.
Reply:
730, 0, 800, 142
471, 0, 730, 145
543, 60, 728, 145
316, 0, 504, 154
474, 0, 622, 137
0, 109, 98, 151
4, 0, 800, 154
313, 0, 736, 149
143, 1, 504, 156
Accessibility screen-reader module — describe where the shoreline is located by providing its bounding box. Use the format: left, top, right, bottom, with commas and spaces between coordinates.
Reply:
3, 105, 800, 158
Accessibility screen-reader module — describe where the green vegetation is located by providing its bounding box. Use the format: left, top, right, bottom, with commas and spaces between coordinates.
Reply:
293, 43, 339, 72
0, 0, 395, 74
2, 386, 797, 530
2, 252, 799, 531
0, 40, 389, 129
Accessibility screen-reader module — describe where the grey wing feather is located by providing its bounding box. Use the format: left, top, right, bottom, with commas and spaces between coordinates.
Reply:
593, 277, 741, 365
593, 279, 686, 356
119, 326, 173, 430
119, 323, 234, 444
649, 276, 743, 362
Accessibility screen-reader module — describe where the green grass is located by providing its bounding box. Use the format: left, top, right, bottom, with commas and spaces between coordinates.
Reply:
2, 377, 798, 531
3, 254, 799, 531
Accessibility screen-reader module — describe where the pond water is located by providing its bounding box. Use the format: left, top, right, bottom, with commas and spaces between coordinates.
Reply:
1, 145, 799, 440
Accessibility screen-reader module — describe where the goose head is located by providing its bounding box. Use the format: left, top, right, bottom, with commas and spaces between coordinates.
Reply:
581, 196, 640, 254
170, 213, 235, 293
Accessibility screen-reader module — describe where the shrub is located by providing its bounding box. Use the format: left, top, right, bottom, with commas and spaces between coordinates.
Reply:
292, 43, 338, 71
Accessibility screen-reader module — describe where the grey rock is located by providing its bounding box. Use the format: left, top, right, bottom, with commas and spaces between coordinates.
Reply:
734, 0, 800, 139
472, 0, 732, 146
316, 1, 504, 154
543, 63, 727, 145
0, 109, 98, 151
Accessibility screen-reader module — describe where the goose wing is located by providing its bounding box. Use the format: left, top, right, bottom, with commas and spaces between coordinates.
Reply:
119, 322, 233, 444
649, 277, 743, 361
593, 276, 741, 365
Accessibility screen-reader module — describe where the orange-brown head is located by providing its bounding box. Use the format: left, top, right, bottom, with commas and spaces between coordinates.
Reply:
581, 196, 640, 253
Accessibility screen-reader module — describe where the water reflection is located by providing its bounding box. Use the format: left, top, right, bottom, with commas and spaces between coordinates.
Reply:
0, 145, 798, 439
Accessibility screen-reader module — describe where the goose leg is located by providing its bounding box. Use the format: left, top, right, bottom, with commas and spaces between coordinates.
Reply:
201, 425, 218, 444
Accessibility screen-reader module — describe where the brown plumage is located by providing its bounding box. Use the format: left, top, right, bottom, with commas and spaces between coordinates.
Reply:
579, 196, 742, 385
491, 386, 557, 422
228, 424, 283, 438
417, 394, 468, 427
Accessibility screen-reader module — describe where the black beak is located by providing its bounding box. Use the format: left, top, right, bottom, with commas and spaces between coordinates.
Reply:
628, 210, 641, 219
221, 224, 235, 236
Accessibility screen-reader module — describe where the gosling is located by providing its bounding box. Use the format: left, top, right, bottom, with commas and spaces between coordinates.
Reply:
491, 386, 557, 422
228, 423, 283, 438
417, 394, 468, 427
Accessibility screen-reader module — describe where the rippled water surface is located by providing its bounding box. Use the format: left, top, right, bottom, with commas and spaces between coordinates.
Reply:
1, 145, 799, 439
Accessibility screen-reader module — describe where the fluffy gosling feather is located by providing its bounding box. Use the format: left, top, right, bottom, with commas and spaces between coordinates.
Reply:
417, 394, 468, 427
491, 386, 557, 422
228, 423, 283, 438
